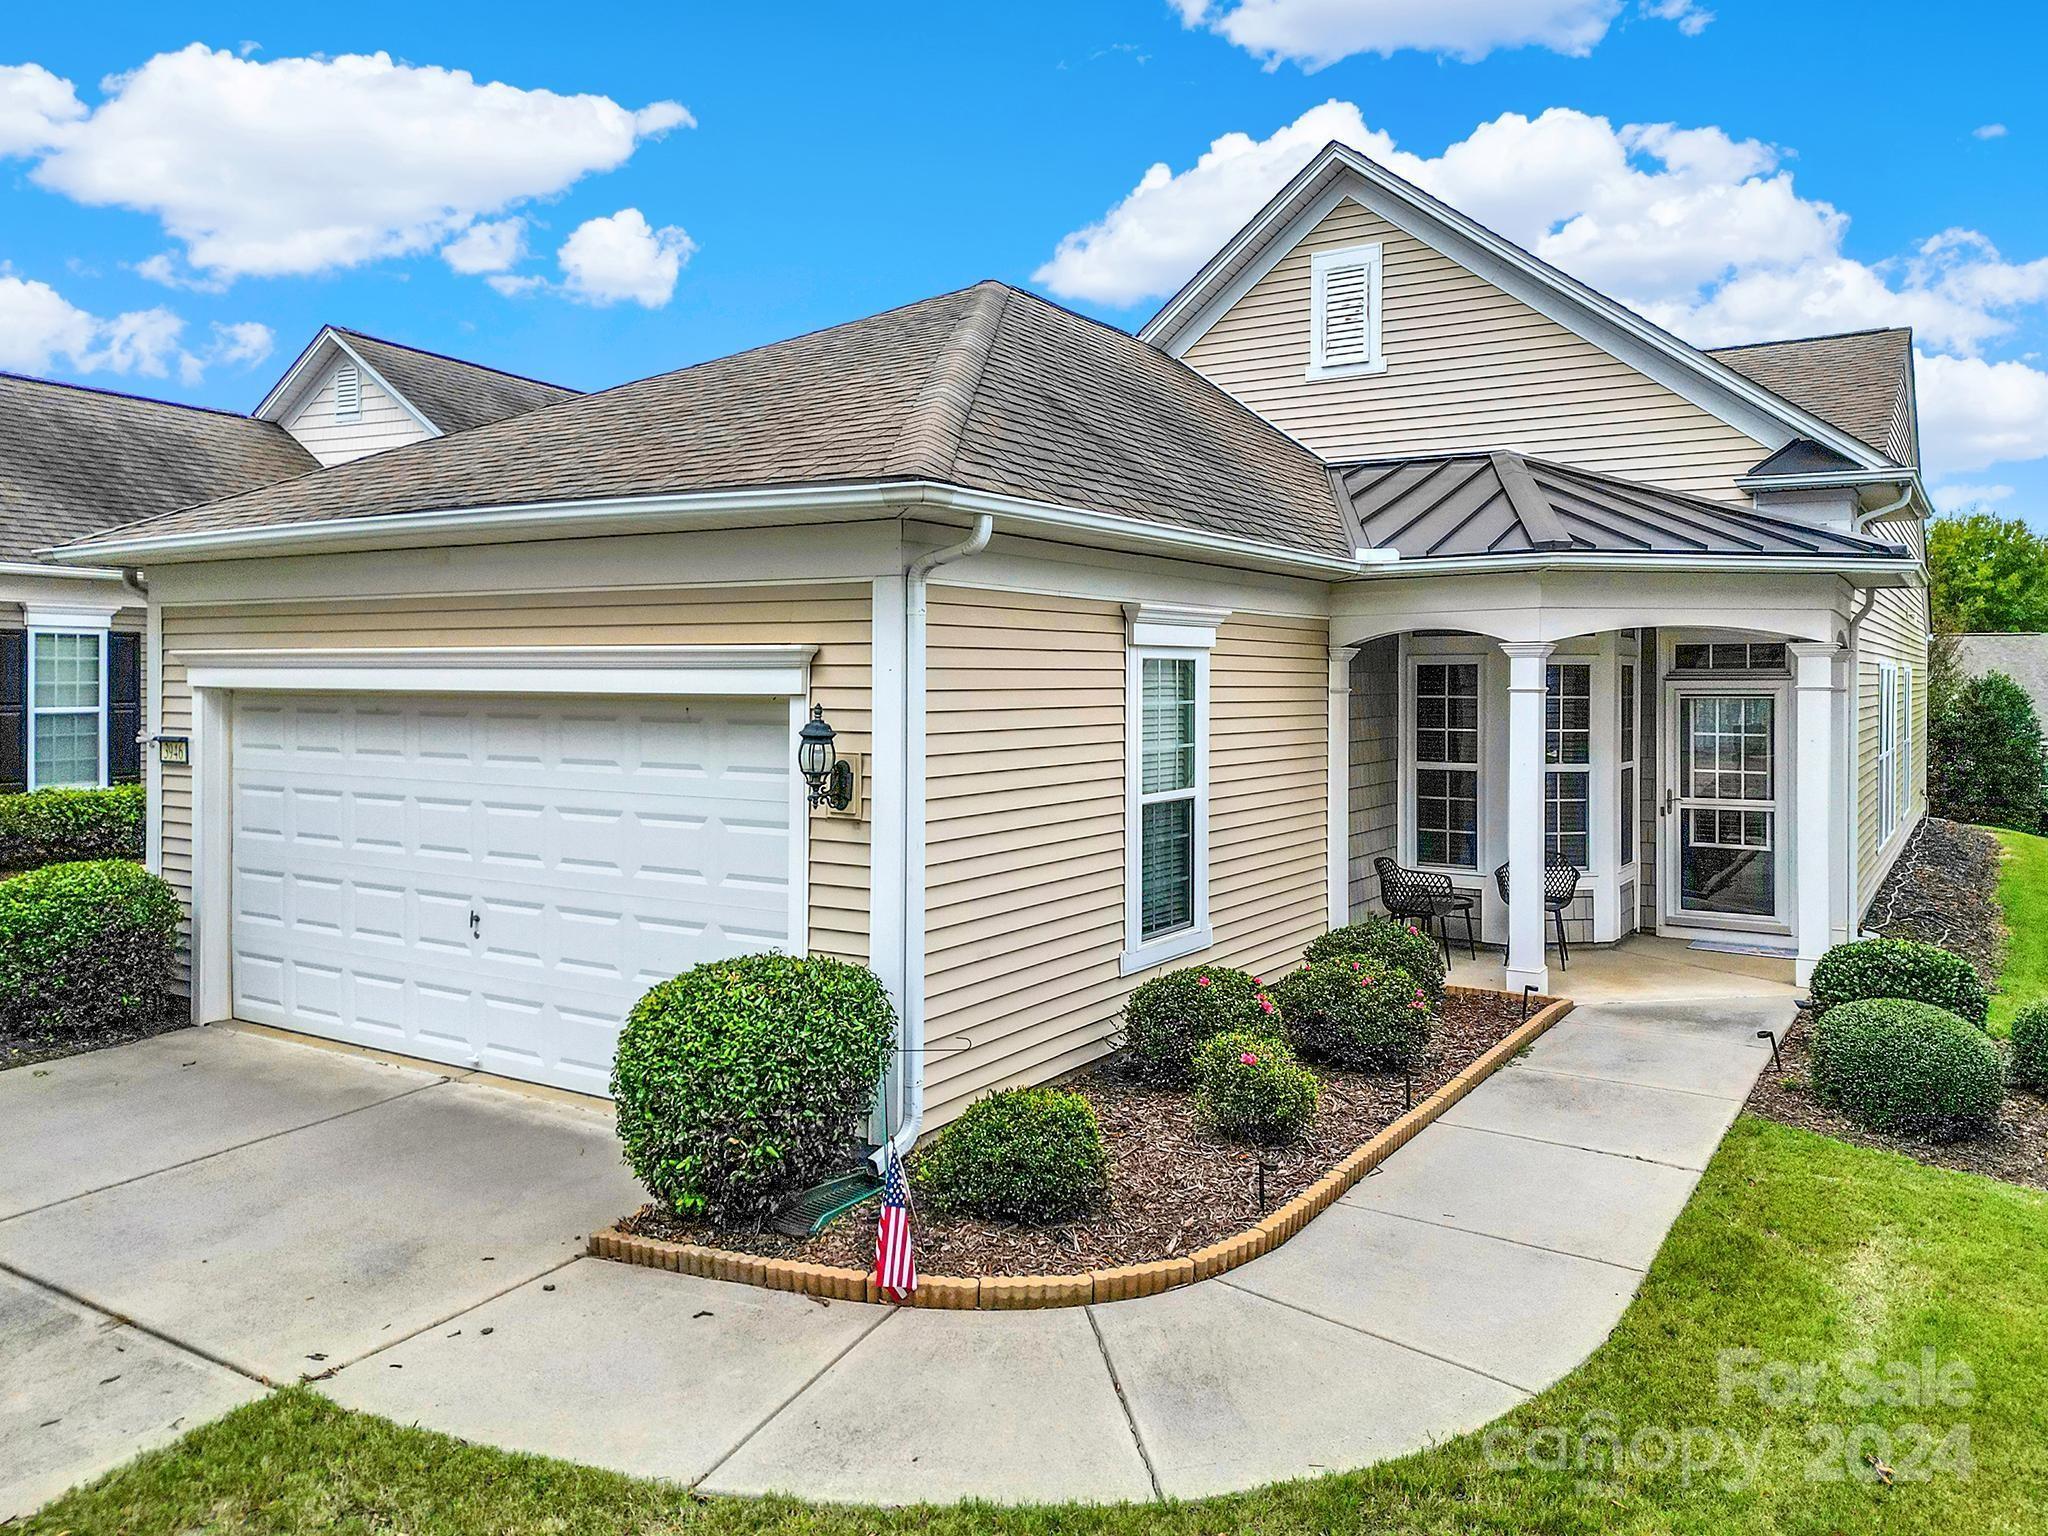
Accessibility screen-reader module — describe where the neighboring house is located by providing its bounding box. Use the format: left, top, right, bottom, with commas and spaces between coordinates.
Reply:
57, 141, 1930, 1151
1954, 632, 2048, 720
0, 332, 577, 794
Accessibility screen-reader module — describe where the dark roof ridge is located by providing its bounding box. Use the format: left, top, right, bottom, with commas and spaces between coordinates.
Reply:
1708, 325, 1912, 351
0, 369, 253, 421
885, 281, 1009, 480
330, 326, 582, 394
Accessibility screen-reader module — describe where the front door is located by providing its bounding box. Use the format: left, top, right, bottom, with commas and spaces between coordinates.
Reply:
1665, 689, 1786, 927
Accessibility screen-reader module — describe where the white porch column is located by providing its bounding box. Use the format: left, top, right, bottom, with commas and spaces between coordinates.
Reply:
1503, 642, 1554, 994
1328, 644, 1358, 929
1792, 642, 1844, 985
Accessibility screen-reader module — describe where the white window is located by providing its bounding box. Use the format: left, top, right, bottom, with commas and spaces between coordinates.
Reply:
1123, 640, 1212, 973
333, 362, 362, 422
1900, 663, 1914, 818
1412, 660, 1480, 870
1545, 663, 1593, 868
1876, 660, 1899, 840
1618, 661, 1638, 870
28, 630, 107, 789
1307, 243, 1384, 379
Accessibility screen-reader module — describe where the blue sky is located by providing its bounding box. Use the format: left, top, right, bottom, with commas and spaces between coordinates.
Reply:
3, 2, 2045, 525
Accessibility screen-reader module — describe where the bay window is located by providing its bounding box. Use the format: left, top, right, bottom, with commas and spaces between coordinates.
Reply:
28, 629, 106, 789
1545, 662, 1591, 867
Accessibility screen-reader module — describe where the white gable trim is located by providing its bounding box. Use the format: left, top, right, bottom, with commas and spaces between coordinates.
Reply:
253, 327, 443, 440
1142, 147, 1892, 472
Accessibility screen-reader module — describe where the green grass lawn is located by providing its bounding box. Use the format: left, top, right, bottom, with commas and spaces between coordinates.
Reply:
1990, 827, 2048, 1034
27, 1117, 2048, 1536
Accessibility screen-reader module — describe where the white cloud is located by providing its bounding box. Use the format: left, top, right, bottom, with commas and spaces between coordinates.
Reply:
3, 46, 689, 282
441, 217, 528, 275
0, 62, 84, 155
1931, 481, 2015, 513
207, 319, 274, 368
0, 269, 276, 384
556, 208, 695, 307
1973, 123, 2008, 140
485, 273, 548, 299
1917, 353, 2048, 474
1168, 0, 1709, 67
133, 250, 227, 293
1640, 0, 1713, 36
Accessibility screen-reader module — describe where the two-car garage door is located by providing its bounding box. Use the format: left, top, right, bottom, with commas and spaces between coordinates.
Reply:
229, 692, 794, 1095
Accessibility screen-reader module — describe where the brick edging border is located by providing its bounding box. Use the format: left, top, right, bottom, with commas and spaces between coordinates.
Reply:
590, 987, 1573, 1309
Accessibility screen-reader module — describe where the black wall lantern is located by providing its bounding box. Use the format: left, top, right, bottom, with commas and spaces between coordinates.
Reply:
798, 704, 855, 811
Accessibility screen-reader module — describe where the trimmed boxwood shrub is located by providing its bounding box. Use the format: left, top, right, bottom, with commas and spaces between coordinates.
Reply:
1808, 937, 1990, 1029
1118, 965, 1278, 1084
2010, 1001, 2048, 1094
1192, 1029, 1319, 1144
914, 1087, 1108, 1224
1272, 959, 1433, 1072
611, 953, 896, 1226
0, 784, 145, 871
1304, 916, 1447, 1007
0, 859, 178, 1037
1809, 997, 2004, 1141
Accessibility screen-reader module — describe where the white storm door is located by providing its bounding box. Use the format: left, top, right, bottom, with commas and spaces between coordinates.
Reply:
228, 692, 795, 1094
1663, 687, 1788, 929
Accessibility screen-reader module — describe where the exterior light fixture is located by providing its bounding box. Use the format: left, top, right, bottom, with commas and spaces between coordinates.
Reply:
798, 704, 854, 811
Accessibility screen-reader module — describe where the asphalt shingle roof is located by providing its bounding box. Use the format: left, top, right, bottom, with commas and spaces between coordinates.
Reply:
0, 374, 316, 564
334, 329, 579, 434
1335, 451, 1910, 562
1710, 329, 1917, 468
68, 284, 1352, 560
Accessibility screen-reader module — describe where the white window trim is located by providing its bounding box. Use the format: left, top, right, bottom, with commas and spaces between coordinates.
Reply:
26, 623, 110, 791
1876, 659, 1899, 841
1306, 242, 1386, 381
182, 643, 817, 1027
1544, 661, 1595, 869
1120, 606, 1220, 975
1900, 663, 1914, 821
1404, 651, 1486, 875
1617, 658, 1638, 877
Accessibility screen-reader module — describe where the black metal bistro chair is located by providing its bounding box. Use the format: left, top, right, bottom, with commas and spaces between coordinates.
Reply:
1491, 853, 1583, 969
1374, 856, 1478, 963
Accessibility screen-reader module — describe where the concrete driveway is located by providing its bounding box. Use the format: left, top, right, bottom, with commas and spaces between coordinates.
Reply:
0, 1025, 640, 1519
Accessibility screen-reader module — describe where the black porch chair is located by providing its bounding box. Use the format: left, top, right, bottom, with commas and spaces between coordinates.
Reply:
1491, 853, 1583, 969
1374, 856, 1478, 963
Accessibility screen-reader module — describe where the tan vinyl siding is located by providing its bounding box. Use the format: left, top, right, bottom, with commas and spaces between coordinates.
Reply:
155, 582, 870, 986
921, 587, 1329, 1131
1855, 522, 1931, 913
1182, 200, 1770, 502
1347, 637, 1398, 915
281, 357, 433, 466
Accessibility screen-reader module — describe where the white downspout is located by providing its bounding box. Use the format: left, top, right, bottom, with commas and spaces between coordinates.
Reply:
1842, 585, 1879, 937
875, 512, 994, 1168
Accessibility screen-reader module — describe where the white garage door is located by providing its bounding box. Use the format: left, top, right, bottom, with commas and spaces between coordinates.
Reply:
229, 692, 795, 1094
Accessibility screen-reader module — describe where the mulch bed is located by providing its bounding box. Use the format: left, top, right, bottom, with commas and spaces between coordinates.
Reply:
1862, 817, 2008, 984
0, 1005, 186, 1072
622, 988, 1538, 1277
1746, 1010, 2048, 1192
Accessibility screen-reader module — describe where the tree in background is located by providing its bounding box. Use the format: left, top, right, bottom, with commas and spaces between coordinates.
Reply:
1929, 671, 2048, 834
1928, 512, 2048, 633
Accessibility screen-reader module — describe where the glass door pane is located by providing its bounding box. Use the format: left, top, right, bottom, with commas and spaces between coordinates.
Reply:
1676, 693, 1777, 918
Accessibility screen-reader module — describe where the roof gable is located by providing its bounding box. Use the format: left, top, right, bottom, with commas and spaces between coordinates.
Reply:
255, 326, 578, 440
1142, 141, 1898, 475
1711, 329, 1916, 468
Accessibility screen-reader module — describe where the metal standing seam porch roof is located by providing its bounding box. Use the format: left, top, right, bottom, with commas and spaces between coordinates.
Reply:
1334, 451, 1913, 562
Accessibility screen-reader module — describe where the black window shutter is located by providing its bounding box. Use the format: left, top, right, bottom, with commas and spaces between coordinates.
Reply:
0, 629, 23, 794
108, 631, 142, 785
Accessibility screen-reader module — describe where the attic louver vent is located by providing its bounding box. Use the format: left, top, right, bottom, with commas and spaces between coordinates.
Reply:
333, 363, 361, 422
1309, 243, 1383, 378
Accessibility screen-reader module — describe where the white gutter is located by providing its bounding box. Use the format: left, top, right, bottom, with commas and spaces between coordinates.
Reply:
1737, 467, 1923, 492
1342, 551, 1921, 580
0, 560, 127, 581
1854, 482, 1919, 534
875, 512, 995, 1168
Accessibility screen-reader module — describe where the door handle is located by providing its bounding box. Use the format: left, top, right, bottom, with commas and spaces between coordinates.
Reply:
1661, 789, 1675, 817
469, 909, 481, 939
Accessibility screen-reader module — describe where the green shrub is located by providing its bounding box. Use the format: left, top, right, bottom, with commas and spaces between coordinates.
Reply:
0, 784, 145, 870
1304, 916, 1447, 1007
0, 859, 177, 1037
1272, 959, 1433, 1072
1929, 670, 2048, 835
2010, 1001, 2048, 1094
1810, 998, 2005, 1141
914, 1087, 1108, 1224
610, 953, 896, 1226
1118, 965, 1278, 1083
1808, 937, 1990, 1029
1192, 1029, 1319, 1144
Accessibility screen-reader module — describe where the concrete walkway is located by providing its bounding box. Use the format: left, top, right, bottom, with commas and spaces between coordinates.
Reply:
2, 988, 1790, 1515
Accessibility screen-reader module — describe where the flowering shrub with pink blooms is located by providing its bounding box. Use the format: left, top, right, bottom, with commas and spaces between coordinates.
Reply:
1191, 1028, 1319, 1144
1272, 959, 1433, 1072
1304, 916, 1447, 1007
1118, 965, 1277, 1083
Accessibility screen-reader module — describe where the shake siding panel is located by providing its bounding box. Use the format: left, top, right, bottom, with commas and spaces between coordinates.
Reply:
155, 582, 871, 988
1182, 200, 1770, 502
282, 362, 433, 466
919, 591, 1331, 1131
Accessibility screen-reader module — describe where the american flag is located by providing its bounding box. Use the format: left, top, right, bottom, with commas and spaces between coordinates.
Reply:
874, 1145, 917, 1301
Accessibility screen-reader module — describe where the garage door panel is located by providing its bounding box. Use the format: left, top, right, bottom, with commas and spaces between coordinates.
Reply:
229, 692, 795, 1092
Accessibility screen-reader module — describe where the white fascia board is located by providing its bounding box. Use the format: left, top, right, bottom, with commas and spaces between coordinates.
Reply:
1736, 467, 1922, 491
0, 560, 128, 581
251, 327, 337, 420
54, 480, 1366, 579
1344, 552, 1921, 583
1145, 146, 1893, 472
184, 643, 817, 698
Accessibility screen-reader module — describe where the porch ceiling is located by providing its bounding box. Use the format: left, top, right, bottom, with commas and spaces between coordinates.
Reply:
1334, 452, 1911, 563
